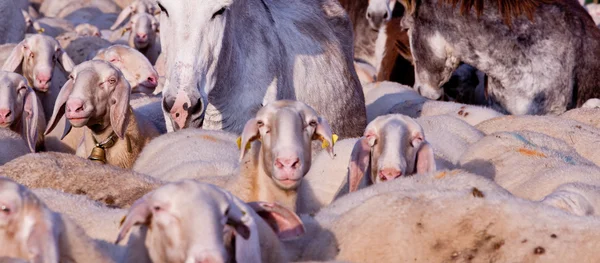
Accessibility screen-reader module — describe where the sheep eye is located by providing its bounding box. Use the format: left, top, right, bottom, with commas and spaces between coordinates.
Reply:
212, 7, 226, 20
309, 120, 317, 127
0, 205, 9, 213
108, 78, 117, 85
256, 120, 264, 127
157, 2, 168, 16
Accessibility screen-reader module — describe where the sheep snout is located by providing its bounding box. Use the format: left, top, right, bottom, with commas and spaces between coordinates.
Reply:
0, 109, 12, 126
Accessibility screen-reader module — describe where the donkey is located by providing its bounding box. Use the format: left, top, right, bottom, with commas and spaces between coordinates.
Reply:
398, 0, 600, 115
157, 0, 367, 138
338, 0, 380, 67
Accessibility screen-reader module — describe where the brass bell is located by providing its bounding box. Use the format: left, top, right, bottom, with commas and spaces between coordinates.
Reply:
88, 146, 107, 164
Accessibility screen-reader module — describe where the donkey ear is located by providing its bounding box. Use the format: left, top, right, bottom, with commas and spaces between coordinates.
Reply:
247, 202, 305, 241
2, 42, 26, 72
111, 5, 134, 30
312, 117, 336, 158
22, 87, 43, 152
238, 119, 260, 161
415, 141, 436, 174
45, 78, 74, 136
347, 137, 372, 193
116, 196, 151, 245
110, 75, 131, 139
57, 49, 75, 73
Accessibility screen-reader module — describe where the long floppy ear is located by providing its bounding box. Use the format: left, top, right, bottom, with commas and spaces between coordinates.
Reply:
247, 202, 305, 241
227, 194, 262, 263
57, 49, 75, 73
348, 137, 373, 192
2, 42, 25, 72
25, 211, 60, 263
45, 78, 74, 136
115, 196, 151, 244
110, 4, 134, 30
22, 87, 43, 152
238, 118, 260, 161
110, 75, 131, 139
415, 141, 436, 174
312, 117, 336, 158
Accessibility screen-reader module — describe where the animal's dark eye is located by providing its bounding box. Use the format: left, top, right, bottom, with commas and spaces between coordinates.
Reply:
256, 120, 264, 127
309, 120, 317, 127
158, 2, 168, 16
108, 77, 117, 85
0, 205, 9, 213
212, 7, 226, 20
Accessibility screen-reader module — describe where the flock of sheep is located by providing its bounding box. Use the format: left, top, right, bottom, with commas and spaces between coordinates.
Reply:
1, 0, 600, 262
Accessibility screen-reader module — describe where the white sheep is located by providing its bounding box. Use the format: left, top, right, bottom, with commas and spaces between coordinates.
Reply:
2, 34, 75, 120
289, 170, 600, 262
55, 23, 102, 48
0, 152, 163, 209
0, 129, 30, 165
44, 60, 160, 169
365, 81, 504, 125
476, 115, 600, 166
133, 129, 240, 181
0, 0, 26, 45
112, 13, 161, 64
39, 0, 120, 18
21, 10, 75, 38
110, 0, 159, 31
582, 98, 600, 108
0, 71, 45, 152
559, 107, 600, 128
116, 180, 304, 263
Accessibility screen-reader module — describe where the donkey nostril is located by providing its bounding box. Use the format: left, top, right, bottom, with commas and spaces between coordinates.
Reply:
367, 12, 371, 19
383, 12, 389, 19
175, 113, 180, 118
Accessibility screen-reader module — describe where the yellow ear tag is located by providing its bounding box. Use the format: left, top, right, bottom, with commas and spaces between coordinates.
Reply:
121, 27, 129, 37
321, 134, 339, 149
37, 28, 45, 33
119, 215, 127, 227
236, 137, 251, 151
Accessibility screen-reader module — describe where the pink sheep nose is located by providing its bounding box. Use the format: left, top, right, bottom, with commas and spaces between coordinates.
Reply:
35, 73, 52, 89
136, 33, 147, 41
378, 168, 402, 181
147, 74, 158, 86
66, 99, 85, 113
275, 157, 300, 170
0, 109, 12, 123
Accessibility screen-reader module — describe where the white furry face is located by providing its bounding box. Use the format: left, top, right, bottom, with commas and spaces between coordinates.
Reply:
159, 0, 233, 129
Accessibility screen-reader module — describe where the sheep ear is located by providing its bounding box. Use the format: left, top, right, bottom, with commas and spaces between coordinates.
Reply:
111, 5, 134, 30
22, 88, 42, 152
116, 197, 151, 244
227, 196, 262, 263
239, 119, 260, 161
2, 42, 25, 72
312, 117, 336, 158
348, 137, 372, 192
57, 50, 75, 73
247, 202, 305, 241
415, 141, 436, 174
45, 78, 74, 136
26, 212, 60, 262
110, 75, 131, 139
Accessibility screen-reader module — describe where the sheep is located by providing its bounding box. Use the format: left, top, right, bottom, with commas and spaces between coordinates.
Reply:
32, 188, 127, 243
91, 45, 159, 95
365, 81, 504, 125
0, 129, 30, 165
21, 10, 75, 38
64, 36, 111, 65
39, 0, 120, 18
475, 115, 600, 166
110, 0, 159, 31
0, 44, 16, 66
133, 129, 240, 181
128, 94, 166, 133
559, 107, 600, 128
0, 71, 45, 152
116, 180, 304, 263
0, 152, 163, 208
55, 24, 102, 51
0, 176, 123, 263
44, 60, 160, 169
354, 60, 377, 86
289, 170, 600, 262
116, 13, 161, 64
0, 0, 26, 45
1, 34, 75, 120
582, 98, 600, 108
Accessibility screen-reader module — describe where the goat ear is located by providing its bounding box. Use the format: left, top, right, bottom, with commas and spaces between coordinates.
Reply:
116, 196, 151, 245
312, 117, 337, 158
227, 196, 262, 263
22, 87, 43, 152
415, 141, 436, 174
110, 75, 131, 139
111, 5, 134, 30
57, 49, 75, 73
45, 78, 73, 136
247, 202, 305, 241
348, 137, 372, 192
238, 119, 259, 161
2, 42, 25, 72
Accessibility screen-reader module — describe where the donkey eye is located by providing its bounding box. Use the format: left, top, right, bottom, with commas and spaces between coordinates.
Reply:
212, 7, 226, 20
157, 2, 168, 17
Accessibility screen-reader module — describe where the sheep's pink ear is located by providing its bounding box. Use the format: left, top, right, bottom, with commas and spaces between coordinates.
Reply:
45, 78, 74, 136
247, 202, 305, 241
348, 137, 372, 192
110, 75, 131, 139
238, 119, 260, 161
57, 50, 75, 73
312, 117, 336, 158
2, 43, 25, 72
111, 5, 134, 30
22, 88, 42, 152
415, 141, 436, 174
116, 197, 151, 244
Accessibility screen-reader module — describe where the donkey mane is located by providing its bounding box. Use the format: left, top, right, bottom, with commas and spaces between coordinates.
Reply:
403, 0, 554, 24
